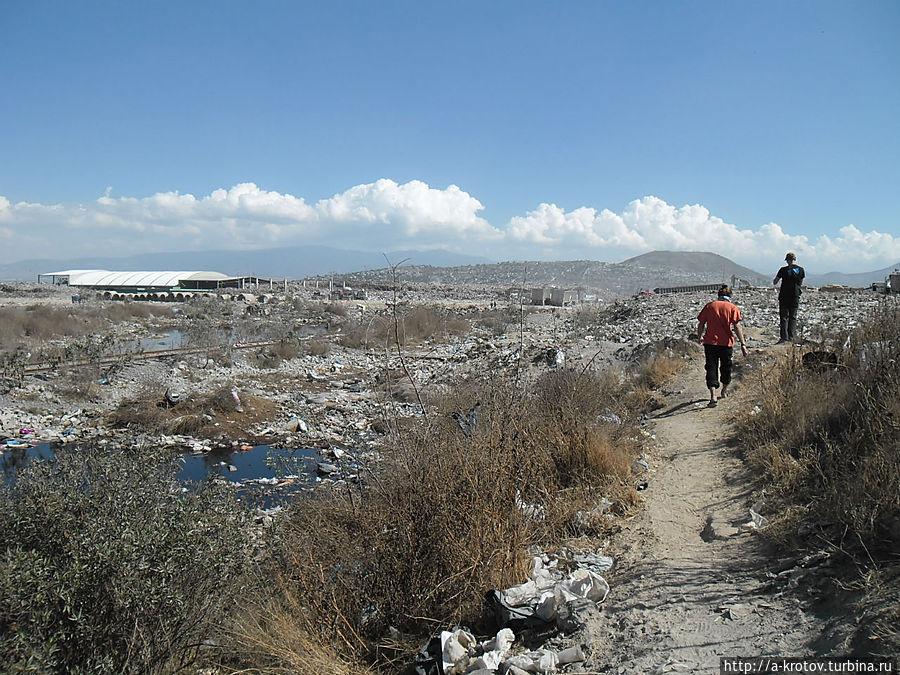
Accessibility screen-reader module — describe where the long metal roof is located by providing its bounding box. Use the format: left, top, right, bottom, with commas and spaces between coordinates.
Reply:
41, 270, 230, 288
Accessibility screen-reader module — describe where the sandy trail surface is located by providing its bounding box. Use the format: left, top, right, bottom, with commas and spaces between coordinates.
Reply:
591, 354, 828, 673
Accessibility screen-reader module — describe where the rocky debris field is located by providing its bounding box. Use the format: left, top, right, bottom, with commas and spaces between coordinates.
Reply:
0, 282, 880, 506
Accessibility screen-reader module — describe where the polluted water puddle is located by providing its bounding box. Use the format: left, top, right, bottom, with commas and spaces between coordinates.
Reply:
178, 445, 325, 504
2, 441, 329, 505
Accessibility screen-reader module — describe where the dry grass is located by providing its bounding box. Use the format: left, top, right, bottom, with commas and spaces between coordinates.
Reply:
222, 365, 653, 671
340, 305, 470, 349
635, 354, 682, 390
248, 340, 301, 369
0, 305, 102, 346
736, 299, 900, 654
107, 385, 277, 439
226, 593, 376, 675
473, 308, 517, 336
324, 302, 348, 317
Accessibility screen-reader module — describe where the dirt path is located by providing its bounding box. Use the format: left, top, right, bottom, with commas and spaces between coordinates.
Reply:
590, 355, 826, 673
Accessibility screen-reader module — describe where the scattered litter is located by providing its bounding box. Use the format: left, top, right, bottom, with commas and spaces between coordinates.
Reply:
231, 389, 243, 413
574, 498, 614, 530
492, 554, 610, 628
452, 402, 480, 437
631, 458, 650, 474
317, 462, 339, 476
719, 602, 751, 621
515, 490, 545, 520
741, 508, 770, 531
801, 350, 838, 371
599, 409, 622, 425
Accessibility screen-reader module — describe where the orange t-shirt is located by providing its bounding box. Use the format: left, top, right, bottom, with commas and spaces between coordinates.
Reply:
697, 299, 742, 346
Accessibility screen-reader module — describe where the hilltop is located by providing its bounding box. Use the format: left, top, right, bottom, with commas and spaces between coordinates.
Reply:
335, 251, 769, 295
622, 251, 769, 285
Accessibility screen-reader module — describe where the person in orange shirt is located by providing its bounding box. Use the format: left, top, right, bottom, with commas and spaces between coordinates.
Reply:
697, 284, 749, 407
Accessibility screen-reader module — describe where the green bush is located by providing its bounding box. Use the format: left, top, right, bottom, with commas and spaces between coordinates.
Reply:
0, 445, 254, 673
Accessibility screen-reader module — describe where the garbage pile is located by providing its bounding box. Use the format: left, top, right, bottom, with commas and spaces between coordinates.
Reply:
415, 627, 586, 675
415, 550, 613, 675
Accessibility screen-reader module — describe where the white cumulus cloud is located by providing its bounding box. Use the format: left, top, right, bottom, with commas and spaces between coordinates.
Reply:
0, 184, 896, 273
504, 196, 899, 272
0, 180, 502, 260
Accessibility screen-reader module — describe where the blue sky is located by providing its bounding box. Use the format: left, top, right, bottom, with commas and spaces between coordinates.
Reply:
1, 1, 898, 272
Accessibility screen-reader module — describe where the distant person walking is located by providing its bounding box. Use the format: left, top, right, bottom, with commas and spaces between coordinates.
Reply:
697, 285, 749, 407
773, 251, 805, 343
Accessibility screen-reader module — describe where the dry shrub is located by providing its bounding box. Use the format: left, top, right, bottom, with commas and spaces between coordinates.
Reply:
853, 565, 900, 658
248, 340, 300, 369
305, 339, 332, 357
474, 308, 516, 336
0, 305, 102, 347
226, 592, 375, 675
341, 306, 470, 349
56, 367, 103, 401
108, 385, 276, 438
737, 299, 899, 654
96, 302, 171, 322
227, 367, 647, 670
324, 302, 348, 317
635, 354, 681, 390
738, 301, 900, 551
529, 370, 639, 493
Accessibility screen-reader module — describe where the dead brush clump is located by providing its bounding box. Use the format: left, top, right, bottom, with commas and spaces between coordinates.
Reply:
92, 301, 172, 322
621, 354, 683, 412
224, 368, 647, 671
108, 385, 276, 438
305, 339, 332, 357
324, 302, 348, 317
528, 370, 639, 490
248, 340, 301, 369
635, 353, 682, 390
55, 366, 103, 402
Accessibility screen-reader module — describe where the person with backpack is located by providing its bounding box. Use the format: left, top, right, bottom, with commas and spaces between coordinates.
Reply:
773, 251, 805, 343
697, 284, 749, 407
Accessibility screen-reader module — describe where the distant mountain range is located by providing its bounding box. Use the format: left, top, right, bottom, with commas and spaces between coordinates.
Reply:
339, 251, 770, 294
2, 246, 894, 292
342, 251, 896, 294
0, 246, 493, 282
805, 263, 899, 288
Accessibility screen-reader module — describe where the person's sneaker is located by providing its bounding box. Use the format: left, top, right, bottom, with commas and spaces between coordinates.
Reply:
776, 339, 787, 344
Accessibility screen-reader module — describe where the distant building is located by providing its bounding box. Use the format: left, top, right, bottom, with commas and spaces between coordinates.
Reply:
548, 288, 575, 306
530, 287, 575, 306
531, 288, 551, 305
37, 270, 270, 291
888, 270, 900, 294
37, 270, 277, 302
